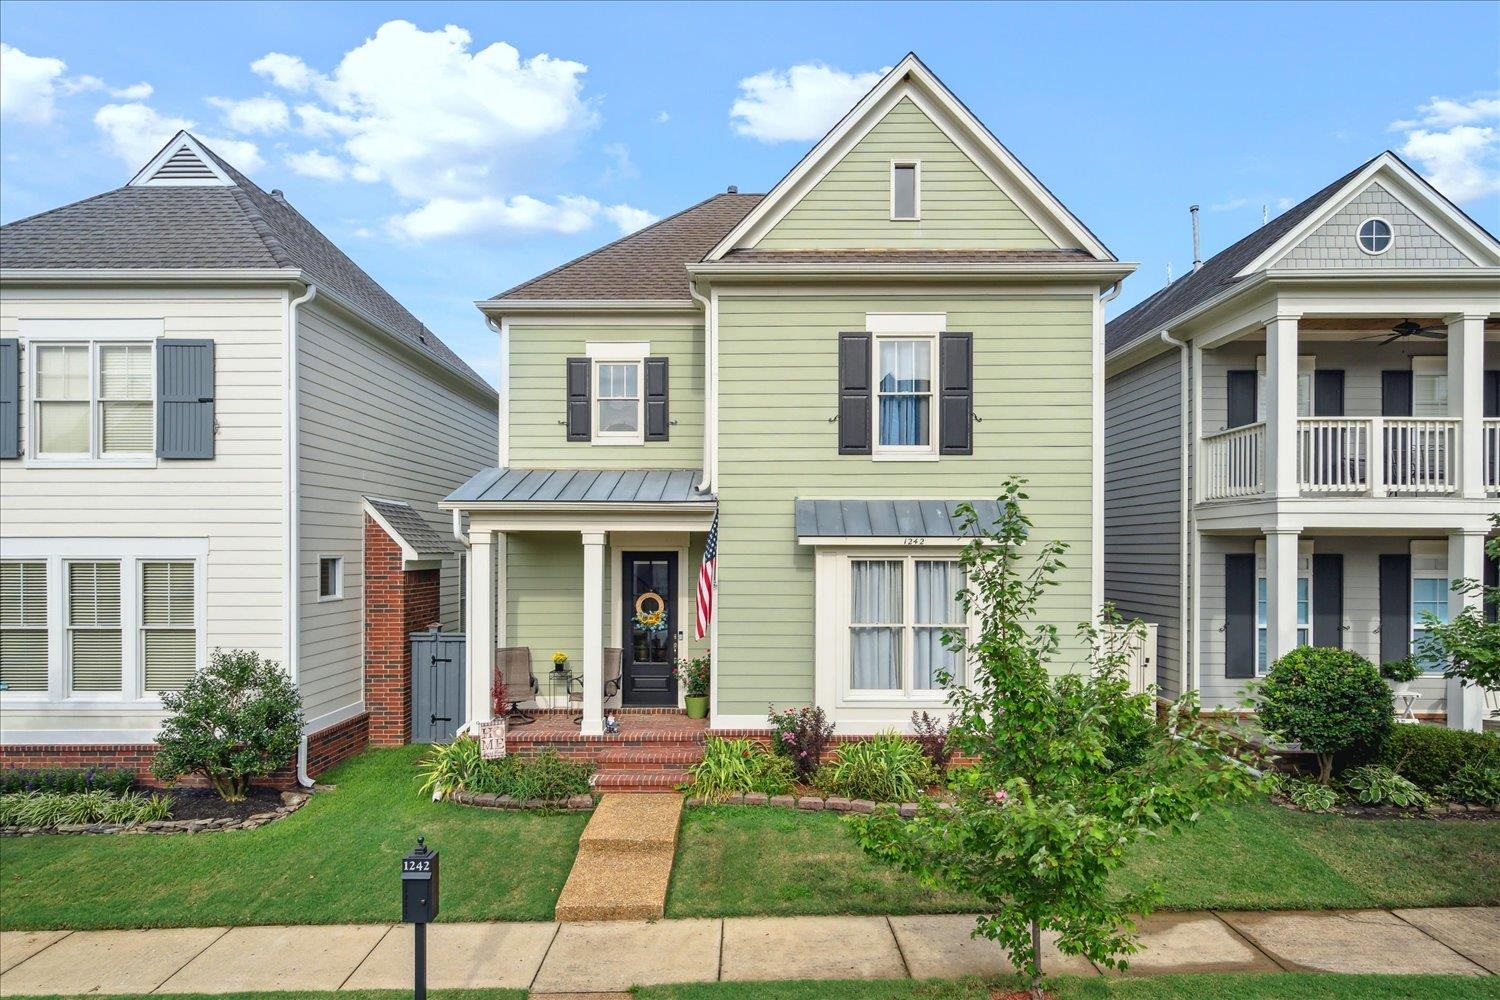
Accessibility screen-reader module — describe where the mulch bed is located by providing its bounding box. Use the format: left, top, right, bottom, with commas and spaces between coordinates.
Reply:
160, 786, 287, 823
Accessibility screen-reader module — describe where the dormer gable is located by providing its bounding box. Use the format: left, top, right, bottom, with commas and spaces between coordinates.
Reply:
129, 132, 233, 188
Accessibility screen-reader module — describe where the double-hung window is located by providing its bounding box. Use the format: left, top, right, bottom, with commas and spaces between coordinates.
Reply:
1411, 542, 1449, 672
141, 561, 196, 692
1411, 357, 1448, 418
849, 556, 966, 697
31, 340, 155, 461
594, 360, 642, 442
0, 562, 48, 693
1254, 541, 1312, 675
875, 336, 936, 454
68, 561, 123, 695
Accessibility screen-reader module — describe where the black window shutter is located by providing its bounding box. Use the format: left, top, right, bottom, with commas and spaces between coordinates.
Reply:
156, 339, 215, 459
938, 332, 973, 455
1379, 553, 1412, 666
1226, 370, 1257, 428
0, 338, 18, 460
565, 357, 591, 442
1485, 551, 1498, 624
1382, 370, 1413, 417
644, 356, 669, 442
1312, 553, 1344, 648
838, 332, 872, 455
1313, 370, 1345, 417
1484, 370, 1499, 418
1224, 553, 1256, 679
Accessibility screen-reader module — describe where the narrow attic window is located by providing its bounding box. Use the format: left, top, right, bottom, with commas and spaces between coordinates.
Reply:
891, 162, 919, 220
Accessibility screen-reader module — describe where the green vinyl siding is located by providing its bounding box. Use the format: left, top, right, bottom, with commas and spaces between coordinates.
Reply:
714, 293, 1095, 715
756, 98, 1056, 250
507, 320, 703, 469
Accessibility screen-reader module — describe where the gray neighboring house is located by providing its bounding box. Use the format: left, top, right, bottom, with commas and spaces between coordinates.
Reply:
1105, 151, 1500, 729
0, 132, 497, 777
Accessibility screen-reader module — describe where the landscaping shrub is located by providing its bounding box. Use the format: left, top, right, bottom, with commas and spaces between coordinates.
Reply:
1438, 761, 1500, 806
1284, 777, 1338, 813
0, 767, 134, 796
1377, 724, 1500, 793
416, 735, 489, 799
815, 733, 934, 802
1343, 764, 1429, 808
910, 711, 954, 778
0, 790, 171, 827
1252, 646, 1391, 783
1380, 657, 1422, 684
418, 740, 592, 802
684, 737, 794, 801
768, 705, 834, 783
152, 649, 304, 802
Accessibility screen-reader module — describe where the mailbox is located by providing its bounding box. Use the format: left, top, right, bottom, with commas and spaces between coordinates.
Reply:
401, 837, 440, 923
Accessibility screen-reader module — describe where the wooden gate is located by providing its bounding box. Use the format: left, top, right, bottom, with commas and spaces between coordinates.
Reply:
411, 628, 465, 743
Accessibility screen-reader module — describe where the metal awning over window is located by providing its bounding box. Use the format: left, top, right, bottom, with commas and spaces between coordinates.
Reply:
445, 468, 712, 506
794, 499, 1003, 544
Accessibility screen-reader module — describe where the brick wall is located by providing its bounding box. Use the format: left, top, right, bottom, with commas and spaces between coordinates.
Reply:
363, 513, 440, 746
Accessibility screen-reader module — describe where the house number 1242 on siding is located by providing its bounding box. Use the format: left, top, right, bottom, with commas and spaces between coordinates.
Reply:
903, 538, 926, 546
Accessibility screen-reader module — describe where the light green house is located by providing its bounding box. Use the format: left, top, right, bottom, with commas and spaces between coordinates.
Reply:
444, 54, 1133, 737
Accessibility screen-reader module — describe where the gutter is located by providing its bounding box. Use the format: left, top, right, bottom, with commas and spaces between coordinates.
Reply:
1159, 330, 1193, 696
686, 261, 1137, 281
688, 284, 715, 494
286, 283, 318, 789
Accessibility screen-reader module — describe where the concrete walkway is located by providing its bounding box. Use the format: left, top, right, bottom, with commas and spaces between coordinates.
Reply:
554, 794, 683, 922
0, 907, 1494, 995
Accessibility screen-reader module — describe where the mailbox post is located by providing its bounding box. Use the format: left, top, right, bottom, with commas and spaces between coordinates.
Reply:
401, 837, 439, 1000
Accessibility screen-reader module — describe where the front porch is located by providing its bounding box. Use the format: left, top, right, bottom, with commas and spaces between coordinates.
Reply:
506, 709, 713, 791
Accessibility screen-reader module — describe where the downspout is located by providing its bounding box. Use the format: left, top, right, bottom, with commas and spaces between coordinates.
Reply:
486, 315, 508, 468
689, 284, 714, 493
286, 283, 318, 788
1159, 330, 1192, 696
1094, 281, 1122, 616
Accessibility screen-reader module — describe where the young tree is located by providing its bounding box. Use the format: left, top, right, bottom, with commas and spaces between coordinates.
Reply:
851, 480, 1261, 999
1252, 647, 1391, 784
152, 649, 305, 801
1418, 517, 1500, 694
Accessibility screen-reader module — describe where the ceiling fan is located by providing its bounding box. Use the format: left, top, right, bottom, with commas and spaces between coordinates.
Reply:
1357, 319, 1447, 346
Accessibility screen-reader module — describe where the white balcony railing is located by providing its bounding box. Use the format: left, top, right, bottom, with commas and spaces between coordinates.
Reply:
1297, 418, 1371, 493
1485, 418, 1500, 496
1382, 418, 1459, 494
1201, 421, 1265, 501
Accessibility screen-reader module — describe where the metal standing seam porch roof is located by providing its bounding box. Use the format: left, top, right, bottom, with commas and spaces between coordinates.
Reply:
795, 499, 1004, 539
446, 468, 713, 505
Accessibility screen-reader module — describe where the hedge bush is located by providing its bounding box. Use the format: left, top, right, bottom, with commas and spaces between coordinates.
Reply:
1254, 646, 1391, 783
0, 767, 134, 796
1376, 724, 1500, 793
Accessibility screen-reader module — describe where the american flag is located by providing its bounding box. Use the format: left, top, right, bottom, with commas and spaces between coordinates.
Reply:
695, 512, 718, 640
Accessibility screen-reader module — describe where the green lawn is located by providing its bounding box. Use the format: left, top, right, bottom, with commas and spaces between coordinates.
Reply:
0, 746, 587, 930
665, 800, 1500, 918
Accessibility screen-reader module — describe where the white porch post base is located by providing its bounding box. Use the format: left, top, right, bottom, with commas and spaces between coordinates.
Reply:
1265, 528, 1300, 664
467, 530, 495, 732
581, 530, 607, 736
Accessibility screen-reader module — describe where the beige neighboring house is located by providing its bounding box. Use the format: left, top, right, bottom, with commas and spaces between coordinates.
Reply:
1104, 152, 1500, 729
0, 132, 497, 778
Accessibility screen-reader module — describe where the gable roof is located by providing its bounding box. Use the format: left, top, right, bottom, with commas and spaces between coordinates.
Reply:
363, 497, 451, 567
1, 132, 492, 396
487, 193, 763, 304
1106, 151, 1500, 355
708, 53, 1116, 262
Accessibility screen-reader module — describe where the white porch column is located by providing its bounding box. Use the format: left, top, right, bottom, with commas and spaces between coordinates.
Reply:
1448, 314, 1486, 499
1265, 528, 1301, 664
1446, 529, 1487, 732
1265, 315, 1299, 498
580, 530, 607, 736
467, 530, 495, 731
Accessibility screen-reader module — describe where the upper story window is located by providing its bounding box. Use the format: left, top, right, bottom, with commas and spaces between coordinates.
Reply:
876, 336, 935, 453
595, 360, 643, 442
30, 340, 154, 462
1411, 357, 1448, 417
890, 162, 920, 220
1358, 218, 1393, 255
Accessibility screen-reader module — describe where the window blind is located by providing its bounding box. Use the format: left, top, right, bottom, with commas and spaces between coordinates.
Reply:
68, 561, 121, 692
142, 561, 195, 691
0, 561, 48, 691
100, 345, 153, 454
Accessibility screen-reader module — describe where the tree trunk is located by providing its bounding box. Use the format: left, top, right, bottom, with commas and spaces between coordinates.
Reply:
1030, 917, 1045, 999
1317, 752, 1334, 785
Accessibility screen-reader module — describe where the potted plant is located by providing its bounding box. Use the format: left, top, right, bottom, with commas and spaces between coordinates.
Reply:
1381, 657, 1422, 698
551, 651, 569, 674
676, 652, 711, 719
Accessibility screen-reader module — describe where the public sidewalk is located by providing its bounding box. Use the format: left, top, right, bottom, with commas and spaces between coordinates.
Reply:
1, 907, 1495, 995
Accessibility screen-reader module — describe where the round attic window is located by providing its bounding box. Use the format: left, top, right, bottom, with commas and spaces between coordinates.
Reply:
1358, 218, 1393, 255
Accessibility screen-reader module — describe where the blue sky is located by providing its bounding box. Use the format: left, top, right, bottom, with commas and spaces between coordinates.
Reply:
2, 1, 1497, 383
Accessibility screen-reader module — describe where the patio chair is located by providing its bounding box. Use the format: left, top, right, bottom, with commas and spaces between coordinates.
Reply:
570, 648, 623, 725
495, 646, 540, 726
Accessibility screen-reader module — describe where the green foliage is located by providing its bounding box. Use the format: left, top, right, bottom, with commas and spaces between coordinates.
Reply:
1416, 519, 1500, 691
1283, 778, 1339, 813
1343, 765, 1429, 808
1437, 762, 1500, 806
1375, 724, 1500, 792
1252, 646, 1392, 784
768, 705, 835, 782
416, 735, 489, 798
849, 479, 1263, 998
1380, 657, 1422, 684
674, 653, 712, 698
685, 738, 795, 800
0, 767, 135, 796
909, 711, 954, 777
814, 733, 934, 803
417, 739, 593, 803
0, 790, 172, 827
151, 649, 305, 802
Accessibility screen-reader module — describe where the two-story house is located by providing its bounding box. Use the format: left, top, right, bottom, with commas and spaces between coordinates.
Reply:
1105, 152, 1500, 730
444, 54, 1133, 769
0, 133, 498, 780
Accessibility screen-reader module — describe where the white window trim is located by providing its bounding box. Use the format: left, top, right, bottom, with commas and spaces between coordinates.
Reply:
1358, 217, 1394, 256
25, 338, 158, 469
1254, 540, 1313, 676
317, 555, 345, 602
889, 160, 922, 221
0, 537, 206, 708
1410, 539, 1449, 674
585, 342, 649, 446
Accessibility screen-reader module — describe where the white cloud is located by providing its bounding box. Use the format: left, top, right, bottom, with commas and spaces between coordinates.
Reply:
251, 52, 317, 92
389, 193, 656, 240
93, 101, 263, 172
1391, 93, 1500, 203
603, 204, 657, 233
1, 43, 68, 123
60, 74, 104, 96
285, 149, 348, 181
208, 95, 289, 134
599, 141, 638, 184
729, 62, 884, 143
655, 110, 670, 124
111, 82, 153, 100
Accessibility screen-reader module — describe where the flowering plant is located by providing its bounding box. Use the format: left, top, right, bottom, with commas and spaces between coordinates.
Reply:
551, 651, 568, 671
674, 652, 711, 698
767, 705, 834, 783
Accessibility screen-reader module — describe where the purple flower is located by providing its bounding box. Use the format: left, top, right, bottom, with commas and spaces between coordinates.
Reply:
993, 789, 1009, 805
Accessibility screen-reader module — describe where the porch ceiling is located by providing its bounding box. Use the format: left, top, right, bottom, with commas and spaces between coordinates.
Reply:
446, 467, 712, 506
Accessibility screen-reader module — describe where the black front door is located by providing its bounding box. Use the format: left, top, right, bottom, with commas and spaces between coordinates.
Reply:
621, 552, 678, 706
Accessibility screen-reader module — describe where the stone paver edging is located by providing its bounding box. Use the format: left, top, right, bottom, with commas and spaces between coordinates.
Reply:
452, 790, 595, 811
0, 906, 1492, 995
687, 792, 937, 816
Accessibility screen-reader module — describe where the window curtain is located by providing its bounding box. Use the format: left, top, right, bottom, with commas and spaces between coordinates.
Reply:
914, 561, 963, 687
850, 560, 901, 690
878, 340, 930, 446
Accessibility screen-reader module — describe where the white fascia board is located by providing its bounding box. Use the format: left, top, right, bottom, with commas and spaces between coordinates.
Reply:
688, 262, 1136, 283
441, 501, 717, 515
476, 299, 698, 315
0, 268, 303, 285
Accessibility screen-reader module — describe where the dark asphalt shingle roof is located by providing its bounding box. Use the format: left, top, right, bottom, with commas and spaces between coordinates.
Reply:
365, 497, 451, 558
489, 194, 764, 302
447, 467, 712, 504
723, 248, 1096, 264
794, 499, 1004, 538
0, 133, 491, 396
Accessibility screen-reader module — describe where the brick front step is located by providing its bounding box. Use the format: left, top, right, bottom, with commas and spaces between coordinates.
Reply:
594, 770, 690, 792
597, 747, 705, 767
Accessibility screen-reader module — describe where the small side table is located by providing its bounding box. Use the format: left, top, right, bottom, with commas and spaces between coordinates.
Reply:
544, 668, 576, 710
1394, 691, 1420, 723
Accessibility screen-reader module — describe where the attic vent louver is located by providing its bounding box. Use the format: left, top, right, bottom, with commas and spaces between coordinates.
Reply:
152, 146, 217, 181
130, 133, 233, 187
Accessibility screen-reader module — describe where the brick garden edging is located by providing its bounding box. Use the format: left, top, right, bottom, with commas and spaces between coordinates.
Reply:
451, 789, 596, 811
0, 789, 312, 837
